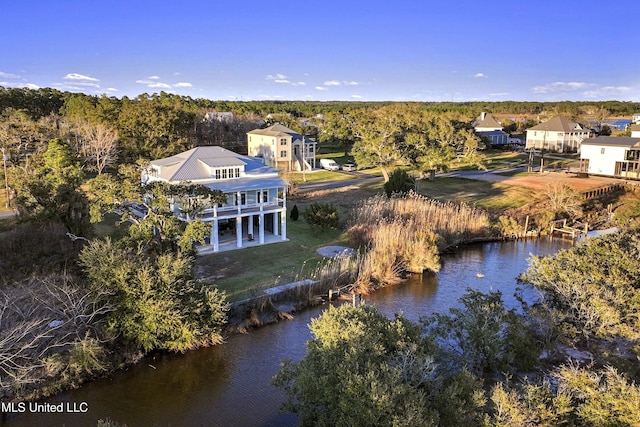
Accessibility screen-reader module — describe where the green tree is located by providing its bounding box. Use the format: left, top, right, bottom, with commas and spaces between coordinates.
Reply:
303, 202, 339, 230
519, 229, 640, 341
87, 164, 226, 254
350, 105, 405, 182
422, 289, 539, 375
13, 138, 90, 234
273, 304, 486, 427
79, 237, 228, 352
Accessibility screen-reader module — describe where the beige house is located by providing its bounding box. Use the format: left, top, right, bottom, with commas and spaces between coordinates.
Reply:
630, 124, 640, 138
525, 117, 592, 153
247, 124, 316, 171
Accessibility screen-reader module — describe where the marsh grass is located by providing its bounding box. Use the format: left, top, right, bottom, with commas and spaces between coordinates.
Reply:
347, 192, 491, 290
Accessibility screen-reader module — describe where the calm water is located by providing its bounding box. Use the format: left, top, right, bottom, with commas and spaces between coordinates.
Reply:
2, 238, 571, 427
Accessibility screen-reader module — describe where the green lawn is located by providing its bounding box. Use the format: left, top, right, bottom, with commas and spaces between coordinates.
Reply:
417, 177, 535, 210
197, 203, 351, 302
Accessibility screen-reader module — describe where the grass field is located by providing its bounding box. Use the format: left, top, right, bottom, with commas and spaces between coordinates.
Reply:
417, 177, 535, 210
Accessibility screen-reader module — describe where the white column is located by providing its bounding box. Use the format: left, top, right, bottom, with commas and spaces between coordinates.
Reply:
236, 216, 242, 248
259, 213, 265, 244
249, 214, 254, 240
237, 191, 241, 214
273, 212, 279, 236
211, 219, 219, 252
280, 209, 287, 240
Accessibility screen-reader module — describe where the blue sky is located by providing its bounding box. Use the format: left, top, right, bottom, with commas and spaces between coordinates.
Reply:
2, 0, 638, 102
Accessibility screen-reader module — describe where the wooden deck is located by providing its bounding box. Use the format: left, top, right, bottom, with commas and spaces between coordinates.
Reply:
550, 219, 588, 238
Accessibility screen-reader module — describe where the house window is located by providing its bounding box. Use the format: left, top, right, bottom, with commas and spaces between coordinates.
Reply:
222, 169, 228, 179
307, 145, 314, 153
234, 168, 240, 178
601, 148, 605, 154
215, 169, 221, 179
280, 138, 287, 145
280, 150, 287, 158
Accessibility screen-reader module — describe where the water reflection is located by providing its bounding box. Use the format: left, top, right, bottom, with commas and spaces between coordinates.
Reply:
2, 238, 571, 427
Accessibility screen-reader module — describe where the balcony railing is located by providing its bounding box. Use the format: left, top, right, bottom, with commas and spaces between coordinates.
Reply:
178, 198, 285, 221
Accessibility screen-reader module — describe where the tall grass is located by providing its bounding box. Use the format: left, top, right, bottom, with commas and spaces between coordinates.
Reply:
347, 192, 491, 290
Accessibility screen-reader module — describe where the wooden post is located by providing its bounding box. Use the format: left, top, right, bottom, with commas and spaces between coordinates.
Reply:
523, 215, 529, 238
328, 289, 333, 301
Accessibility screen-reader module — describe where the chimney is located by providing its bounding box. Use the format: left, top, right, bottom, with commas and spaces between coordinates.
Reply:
481, 112, 487, 120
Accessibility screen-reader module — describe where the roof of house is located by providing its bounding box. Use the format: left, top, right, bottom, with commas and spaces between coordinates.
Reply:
581, 136, 640, 148
473, 112, 502, 129
247, 123, 299, 137
149, 146, 281, 182
527, 117, 587, 133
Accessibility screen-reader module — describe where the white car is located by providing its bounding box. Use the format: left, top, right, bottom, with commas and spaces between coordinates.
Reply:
341, 163, 357, 171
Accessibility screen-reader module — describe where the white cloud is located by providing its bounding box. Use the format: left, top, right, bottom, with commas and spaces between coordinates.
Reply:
315, 86, 328, 91
351, 94, 363, 99
64, 73, 99, 82
25, 83, 40, 90
583, 86, 632, 98
105, 88, 118, 92
174, 82, 193, 88
292, 81, 306, 86
0, 71, 20, 79
473, 73, 486, 78
532, 81, 592, 94
324, 80, 341, 86
148, 82, 172, 89
266, 73, 288, 81
345, 81, 359, 86
148, 75, 161, 80
274, 79, 290, 84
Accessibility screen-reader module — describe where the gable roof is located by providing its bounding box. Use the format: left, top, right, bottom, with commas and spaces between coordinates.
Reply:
527, 117, 586, 132
581, 136, 640, 148
473, 112, 502, 129
149, 146, 279, 182
247, 123, 299, 138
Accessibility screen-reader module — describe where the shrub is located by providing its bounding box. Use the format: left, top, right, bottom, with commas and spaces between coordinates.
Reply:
383, 168, 415, 197
303, 202, 338, 230
290, 204, 299, 221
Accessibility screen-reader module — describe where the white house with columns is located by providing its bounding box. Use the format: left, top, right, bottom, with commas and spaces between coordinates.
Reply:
142, 146, 288, 253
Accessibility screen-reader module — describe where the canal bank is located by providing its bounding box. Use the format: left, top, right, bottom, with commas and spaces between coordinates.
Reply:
2, 237, 574, 427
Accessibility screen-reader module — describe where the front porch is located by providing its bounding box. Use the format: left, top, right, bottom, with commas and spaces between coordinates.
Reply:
195, 209, 287, 254
197, 229, 288, 254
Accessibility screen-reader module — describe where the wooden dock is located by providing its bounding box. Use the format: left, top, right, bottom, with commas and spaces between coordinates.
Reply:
550, 219, 588, 238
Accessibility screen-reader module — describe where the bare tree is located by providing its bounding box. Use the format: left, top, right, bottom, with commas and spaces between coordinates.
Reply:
0, 275, 113, 397
77, 122, 119, 174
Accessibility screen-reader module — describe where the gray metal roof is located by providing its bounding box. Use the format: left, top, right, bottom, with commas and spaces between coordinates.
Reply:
581, 136, 640, 148
150, 146, 280, 182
